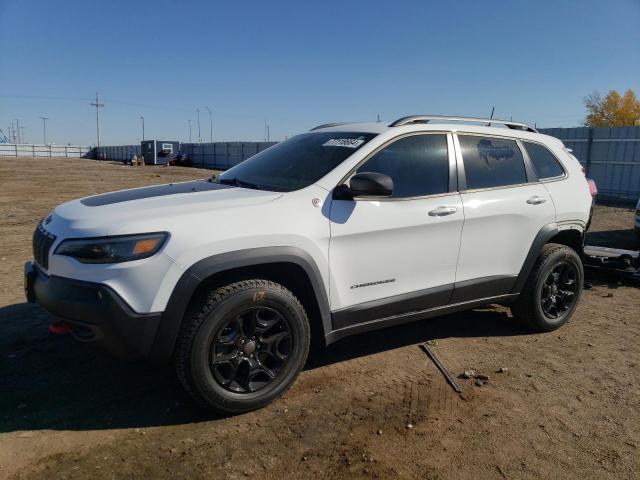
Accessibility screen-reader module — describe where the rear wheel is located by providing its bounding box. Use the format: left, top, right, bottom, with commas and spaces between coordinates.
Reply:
513, 243, 583, 332
174, 279, 310, 413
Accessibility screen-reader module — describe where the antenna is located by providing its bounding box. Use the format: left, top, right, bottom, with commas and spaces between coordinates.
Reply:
488, 106, 495, 127
90, 92, 104, 146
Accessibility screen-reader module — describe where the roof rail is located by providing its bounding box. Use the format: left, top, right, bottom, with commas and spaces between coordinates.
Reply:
309, 122, 351, 131
389, 115, 538, 133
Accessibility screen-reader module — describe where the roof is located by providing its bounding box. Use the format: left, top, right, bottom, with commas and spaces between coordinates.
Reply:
310, 115, 539, 136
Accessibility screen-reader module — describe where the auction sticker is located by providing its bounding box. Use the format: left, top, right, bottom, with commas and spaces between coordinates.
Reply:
323, 138, 365, 148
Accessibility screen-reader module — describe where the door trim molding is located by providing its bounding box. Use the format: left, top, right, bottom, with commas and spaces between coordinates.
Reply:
326, 292, 519, 345
330, 274, 519, 332
331, 283, 453, 330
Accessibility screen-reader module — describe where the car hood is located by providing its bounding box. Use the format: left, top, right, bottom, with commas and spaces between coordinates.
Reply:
48, 179, 282, 236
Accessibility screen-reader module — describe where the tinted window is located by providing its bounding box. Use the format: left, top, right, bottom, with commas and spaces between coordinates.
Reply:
218, 132, 377, 192
524, 142, 565, 179
459, 135, 527, 189
355, 134, 449, 198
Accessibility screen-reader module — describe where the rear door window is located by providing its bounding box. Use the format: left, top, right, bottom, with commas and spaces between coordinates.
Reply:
458, 135, 527, 190
523, 141, 565, 179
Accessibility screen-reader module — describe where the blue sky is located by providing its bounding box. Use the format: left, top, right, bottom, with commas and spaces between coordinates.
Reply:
1, 0, 639, 146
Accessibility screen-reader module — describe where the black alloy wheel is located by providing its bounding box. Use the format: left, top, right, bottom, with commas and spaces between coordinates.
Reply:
211, 306, 292, 393
540, 261, 578, 320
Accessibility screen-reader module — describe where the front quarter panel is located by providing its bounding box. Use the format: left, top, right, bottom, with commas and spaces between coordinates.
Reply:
141, 184, 332, 312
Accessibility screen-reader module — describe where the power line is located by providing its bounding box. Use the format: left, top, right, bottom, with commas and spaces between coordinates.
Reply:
90, 92, 104, 147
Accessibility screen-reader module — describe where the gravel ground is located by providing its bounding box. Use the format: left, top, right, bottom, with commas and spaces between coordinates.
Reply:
1, 157, 638, 480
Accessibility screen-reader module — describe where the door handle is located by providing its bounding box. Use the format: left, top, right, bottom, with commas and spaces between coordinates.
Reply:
526, 196, 547, 205
428, 206, 457, 217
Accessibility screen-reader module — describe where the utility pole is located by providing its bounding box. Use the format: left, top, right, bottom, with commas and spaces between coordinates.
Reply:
196, 108, 201, 143
266, 125, 270, 142
264, 119, 267, 142
205, 106, 213, 142
15, 119, 20, 143
39, 116, 51, 144
140, 116, 145, 140
188, 120, 192, 143
377, 114, 381, 123
90, 92, 104, 147
19, 126, 26, 143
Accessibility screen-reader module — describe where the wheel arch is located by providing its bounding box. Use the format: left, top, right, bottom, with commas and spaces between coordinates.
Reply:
149, 247, 331, 363
511, 223, 585, 294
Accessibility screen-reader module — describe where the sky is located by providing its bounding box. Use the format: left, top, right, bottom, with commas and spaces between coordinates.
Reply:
0, 0, 639, 146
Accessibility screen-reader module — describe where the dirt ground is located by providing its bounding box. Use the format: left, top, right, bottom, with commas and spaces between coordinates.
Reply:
1, 157, 639, 480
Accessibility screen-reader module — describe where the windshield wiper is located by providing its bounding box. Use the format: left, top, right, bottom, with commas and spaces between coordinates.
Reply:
219, 177, 263, 190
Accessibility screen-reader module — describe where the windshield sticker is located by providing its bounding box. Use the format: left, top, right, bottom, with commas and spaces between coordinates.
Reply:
323, 138, 365, 148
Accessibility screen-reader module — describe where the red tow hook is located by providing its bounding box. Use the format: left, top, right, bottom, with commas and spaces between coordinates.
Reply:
48, 321, 72, 335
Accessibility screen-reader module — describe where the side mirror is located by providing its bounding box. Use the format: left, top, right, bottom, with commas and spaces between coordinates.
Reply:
349, 172, 393, 197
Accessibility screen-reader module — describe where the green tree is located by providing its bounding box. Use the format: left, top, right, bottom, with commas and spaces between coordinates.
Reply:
584, 89, 640, 127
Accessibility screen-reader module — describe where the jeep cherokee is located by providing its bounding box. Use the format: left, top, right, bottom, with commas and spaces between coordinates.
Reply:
25, 115, 593, 413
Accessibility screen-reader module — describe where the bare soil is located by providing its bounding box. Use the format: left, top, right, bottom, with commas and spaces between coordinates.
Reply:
1, 157, 638, 480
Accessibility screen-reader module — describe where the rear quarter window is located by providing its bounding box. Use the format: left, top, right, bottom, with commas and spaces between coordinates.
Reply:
523, 142, 565, 179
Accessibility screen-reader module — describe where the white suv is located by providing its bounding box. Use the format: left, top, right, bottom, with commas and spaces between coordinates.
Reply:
25, 115, 593, 413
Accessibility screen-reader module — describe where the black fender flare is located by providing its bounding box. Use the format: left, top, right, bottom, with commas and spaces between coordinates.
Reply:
510, 224, 559, 294
149, 246, 331, 363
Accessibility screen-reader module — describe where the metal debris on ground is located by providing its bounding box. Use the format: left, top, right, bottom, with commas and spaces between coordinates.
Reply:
419, 343, 463, 394
583, 245, 640, 285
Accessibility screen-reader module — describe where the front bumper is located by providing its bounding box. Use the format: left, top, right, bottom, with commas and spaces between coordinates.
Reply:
25, 261, 162, 360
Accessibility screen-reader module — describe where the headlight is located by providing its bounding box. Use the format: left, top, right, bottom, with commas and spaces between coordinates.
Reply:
55, 233, 168, 264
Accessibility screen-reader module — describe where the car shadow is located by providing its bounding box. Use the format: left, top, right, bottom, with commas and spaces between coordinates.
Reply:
306, 307, 526, 370
0, 301, 526, 433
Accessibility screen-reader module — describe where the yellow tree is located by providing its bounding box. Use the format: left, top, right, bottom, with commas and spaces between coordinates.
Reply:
584, 89, 640, 126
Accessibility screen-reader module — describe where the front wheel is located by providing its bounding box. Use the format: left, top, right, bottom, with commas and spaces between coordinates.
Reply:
513, 243, 584, 332
174, 279, 310, 414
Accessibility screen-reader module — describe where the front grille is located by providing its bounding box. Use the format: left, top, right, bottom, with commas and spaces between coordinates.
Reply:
32, 222, 56, 270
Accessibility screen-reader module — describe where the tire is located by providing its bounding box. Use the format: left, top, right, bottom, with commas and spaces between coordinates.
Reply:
174, 279, 310, 414
512, 243, 584, 332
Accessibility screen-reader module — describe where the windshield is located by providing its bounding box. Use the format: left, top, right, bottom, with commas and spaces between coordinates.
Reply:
218, 132, 377, 192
